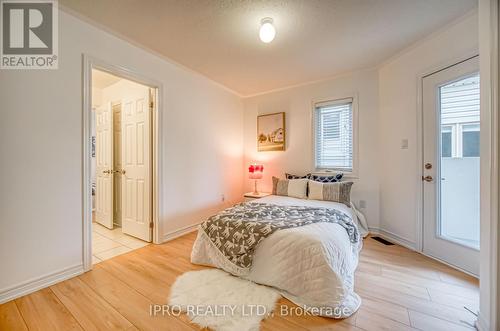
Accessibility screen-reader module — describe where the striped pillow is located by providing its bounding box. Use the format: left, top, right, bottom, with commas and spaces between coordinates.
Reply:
272, 177, 308, 199
308, 180, 353, 206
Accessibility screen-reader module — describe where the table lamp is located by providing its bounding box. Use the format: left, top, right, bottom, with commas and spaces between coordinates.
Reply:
248, 164, 264, 195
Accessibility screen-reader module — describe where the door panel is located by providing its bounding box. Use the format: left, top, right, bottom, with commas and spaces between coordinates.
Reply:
95, 102, 114, 229
113, 104, 122, 226
422, 56, 479, 276
121, 92, 152, 242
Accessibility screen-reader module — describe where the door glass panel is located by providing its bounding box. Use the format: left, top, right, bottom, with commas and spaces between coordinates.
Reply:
439, 73, 480, 249
441, 126, 452, 158
462, 123, 480, 157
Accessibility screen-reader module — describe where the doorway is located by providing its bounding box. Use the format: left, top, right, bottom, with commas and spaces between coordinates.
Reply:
91, 69, 155, 264
83, 57, 162, 271
422, 56, 480, 276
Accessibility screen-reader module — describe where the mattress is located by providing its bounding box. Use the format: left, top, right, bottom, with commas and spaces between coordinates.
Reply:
190, 195, 363, 318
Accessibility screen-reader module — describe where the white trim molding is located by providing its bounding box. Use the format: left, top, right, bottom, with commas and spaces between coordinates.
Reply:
368, 227, 416, 249
368, 227, 417, 251
478, 0, 499, 329
163, 223, 201, 242
0, 265, 83, 304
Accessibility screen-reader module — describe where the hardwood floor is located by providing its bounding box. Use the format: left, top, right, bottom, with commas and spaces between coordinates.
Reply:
0, 233, 479, 331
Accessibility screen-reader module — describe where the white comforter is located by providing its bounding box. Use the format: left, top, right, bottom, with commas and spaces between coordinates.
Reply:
190, 195, 363, 318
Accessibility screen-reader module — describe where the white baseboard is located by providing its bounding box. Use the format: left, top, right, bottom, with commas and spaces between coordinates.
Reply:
162, 222, 200, 243
368, 227, 417, 251
0, 264, 83, 304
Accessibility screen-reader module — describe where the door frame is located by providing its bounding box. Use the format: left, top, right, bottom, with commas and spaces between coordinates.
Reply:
420, 56, 480, 276
82, 54, 163, 271
415, 52, 479, 277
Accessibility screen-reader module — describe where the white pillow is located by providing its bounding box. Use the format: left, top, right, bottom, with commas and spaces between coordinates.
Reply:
272, 177, 308, 199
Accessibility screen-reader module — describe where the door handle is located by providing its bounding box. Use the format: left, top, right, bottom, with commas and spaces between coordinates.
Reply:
422, 175, 433, 182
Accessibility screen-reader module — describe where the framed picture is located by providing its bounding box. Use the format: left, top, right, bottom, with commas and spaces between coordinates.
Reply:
257, 112, 286, 151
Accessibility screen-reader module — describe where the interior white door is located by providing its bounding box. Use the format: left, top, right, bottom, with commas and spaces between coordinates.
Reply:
95, 102, 114, 229
121, 91, 152, 242
422, 56, 480, 276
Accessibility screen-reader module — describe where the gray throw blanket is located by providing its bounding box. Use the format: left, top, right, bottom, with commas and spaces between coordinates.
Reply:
200, 203, 359, 269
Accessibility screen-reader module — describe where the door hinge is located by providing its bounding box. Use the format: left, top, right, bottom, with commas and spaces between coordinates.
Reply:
149, 221, 154, 229
149, 101, 154, 110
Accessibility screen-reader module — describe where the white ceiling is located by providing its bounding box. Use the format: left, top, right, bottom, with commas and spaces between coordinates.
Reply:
92, 69, 121, 89
62, 0, 477, 96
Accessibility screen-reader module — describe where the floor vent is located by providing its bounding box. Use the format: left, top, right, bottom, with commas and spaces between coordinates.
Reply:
371, 236, 394, 246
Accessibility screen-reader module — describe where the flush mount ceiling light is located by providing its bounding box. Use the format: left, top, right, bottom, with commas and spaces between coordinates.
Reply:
259, 18, 276, 43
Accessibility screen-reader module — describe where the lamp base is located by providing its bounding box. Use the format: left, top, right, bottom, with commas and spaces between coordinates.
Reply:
253, 179, 259, 195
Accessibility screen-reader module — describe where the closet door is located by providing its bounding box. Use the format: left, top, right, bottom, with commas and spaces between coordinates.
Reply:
121, 91, 152, 242
95, 102, 114, 229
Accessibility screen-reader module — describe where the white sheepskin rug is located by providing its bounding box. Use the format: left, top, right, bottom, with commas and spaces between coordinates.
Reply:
168, 269, 281, 331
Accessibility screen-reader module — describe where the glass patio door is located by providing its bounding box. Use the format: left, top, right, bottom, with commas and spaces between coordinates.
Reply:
422, 56, 480, 276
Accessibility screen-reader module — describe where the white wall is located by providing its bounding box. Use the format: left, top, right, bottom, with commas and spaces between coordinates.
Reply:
101, 79, 149, 105
378, 12, 478, 247
92, 86, 102, 108
0, 10, 243, 298
242, 69, 380, 228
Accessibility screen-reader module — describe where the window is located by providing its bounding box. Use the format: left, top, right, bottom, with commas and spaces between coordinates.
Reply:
441, 126, 452, 158
314, 98, 354, 172
462, 123, 480, 157
439, 73, 480, 158
440, 122, 480, 158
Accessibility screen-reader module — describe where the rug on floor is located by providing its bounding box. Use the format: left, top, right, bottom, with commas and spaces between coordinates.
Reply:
168, 269, 281, 331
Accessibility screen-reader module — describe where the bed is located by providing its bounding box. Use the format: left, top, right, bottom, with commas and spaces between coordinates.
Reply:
190, 195, 365, 318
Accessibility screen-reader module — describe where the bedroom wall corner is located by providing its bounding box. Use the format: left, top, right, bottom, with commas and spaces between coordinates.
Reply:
241, 69, 381, 230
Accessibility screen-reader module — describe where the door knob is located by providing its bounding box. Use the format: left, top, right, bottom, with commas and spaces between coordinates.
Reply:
422, 175, 433, 182
424, 163, 432, 170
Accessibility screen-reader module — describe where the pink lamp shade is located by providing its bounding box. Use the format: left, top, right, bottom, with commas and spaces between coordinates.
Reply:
248, 164, 264, 179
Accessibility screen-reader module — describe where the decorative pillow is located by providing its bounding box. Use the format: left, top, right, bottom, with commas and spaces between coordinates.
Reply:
272, 177, 308, 199
285, 173, 311, 180
310, 173, 343, 183
308, 180, 353, 206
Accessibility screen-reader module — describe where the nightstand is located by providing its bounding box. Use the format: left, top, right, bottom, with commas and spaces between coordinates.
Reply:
244, 192, 271, 202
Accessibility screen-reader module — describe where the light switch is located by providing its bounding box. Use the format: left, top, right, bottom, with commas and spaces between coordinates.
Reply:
401, 139, 409, 149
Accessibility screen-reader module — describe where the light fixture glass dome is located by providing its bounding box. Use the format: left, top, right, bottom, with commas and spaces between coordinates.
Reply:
259, 18, 276, 43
